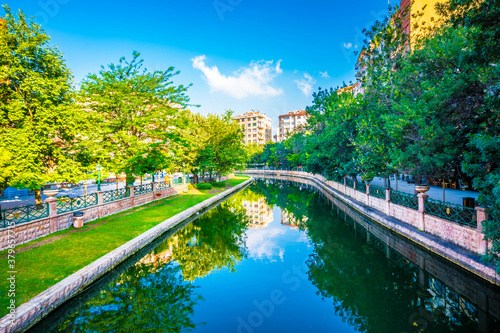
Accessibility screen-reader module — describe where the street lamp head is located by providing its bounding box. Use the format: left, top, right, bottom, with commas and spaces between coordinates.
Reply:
96, 164, 103, 171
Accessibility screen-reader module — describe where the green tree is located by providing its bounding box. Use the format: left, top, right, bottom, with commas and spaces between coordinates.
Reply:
79, 51, 191, 184
203, 111, 248, 181
0, 7, 83, 204
305, 88, 359, 180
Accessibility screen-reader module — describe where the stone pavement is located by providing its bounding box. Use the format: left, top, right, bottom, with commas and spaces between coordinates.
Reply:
366, 177, 479, 206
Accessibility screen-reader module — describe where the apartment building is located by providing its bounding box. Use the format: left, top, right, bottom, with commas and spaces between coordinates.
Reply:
233, 111, 272, 145
277, 110, 309, 142
355, 0, 440, 94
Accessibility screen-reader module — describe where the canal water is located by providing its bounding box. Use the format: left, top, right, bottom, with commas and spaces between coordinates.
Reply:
29, 177, 500, 333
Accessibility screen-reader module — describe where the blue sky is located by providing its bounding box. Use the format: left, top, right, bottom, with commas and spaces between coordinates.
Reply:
10, 0, 389, 131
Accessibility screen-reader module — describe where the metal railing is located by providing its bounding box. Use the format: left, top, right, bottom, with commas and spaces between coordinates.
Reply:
369, 185, 386, 199
390, 190, 418, 210
134, 184, 153, 195
1, 203, 50, 228
425, 198, 477, 228
346, 178, 354, 188
103, 187, 130, 203
57, 194, 98, 214
156, 182, 170, 190
356, 181, 367, 193
172, 178, 184, 186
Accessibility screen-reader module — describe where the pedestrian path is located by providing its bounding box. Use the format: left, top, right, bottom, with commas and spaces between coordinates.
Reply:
367, 177, 479, 206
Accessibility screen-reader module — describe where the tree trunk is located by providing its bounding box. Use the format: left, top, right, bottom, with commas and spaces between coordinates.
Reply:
35, 188, 42, 205
216, 172, 221, 182
140, 176, 143, 186
396, 171, 398, 191
193, 174, 199, 184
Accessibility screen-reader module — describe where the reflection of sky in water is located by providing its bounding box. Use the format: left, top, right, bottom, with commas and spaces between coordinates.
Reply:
245, 206, 309, 262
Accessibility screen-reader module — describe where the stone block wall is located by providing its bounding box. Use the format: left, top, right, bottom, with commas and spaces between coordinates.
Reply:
0, 184, 188, 251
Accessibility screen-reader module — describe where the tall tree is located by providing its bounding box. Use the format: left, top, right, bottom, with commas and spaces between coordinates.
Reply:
0, 6, 83, 204
79, 51, 192, 183
204, 111, 248, 181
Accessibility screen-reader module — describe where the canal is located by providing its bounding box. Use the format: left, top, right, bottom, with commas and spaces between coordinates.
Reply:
29, 177, 500, 333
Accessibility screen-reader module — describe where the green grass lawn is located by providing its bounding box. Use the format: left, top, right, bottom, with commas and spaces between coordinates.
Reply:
0, 175, 250, 317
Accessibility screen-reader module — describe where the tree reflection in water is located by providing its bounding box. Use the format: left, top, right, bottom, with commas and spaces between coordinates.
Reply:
252, 179, 483, 333
56, 261, 203, 332
171, 196, 251, 281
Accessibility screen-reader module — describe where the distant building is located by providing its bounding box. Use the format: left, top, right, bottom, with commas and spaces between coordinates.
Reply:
355, 0, 440, 94
277, 110, 309, 142
233, 111, 272, 145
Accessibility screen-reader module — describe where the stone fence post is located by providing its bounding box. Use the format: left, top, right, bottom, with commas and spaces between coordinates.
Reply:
366, 183, 371, 206
385, 187, 392, 215
417, 193, 429, 231
343, 177, 347, 194
45, 197, 58, 233
152, 182, 157, 193
353, 180, 357, 191
96, 191, 104, 206
127, 186, 135, 197
476, 207, 489, 254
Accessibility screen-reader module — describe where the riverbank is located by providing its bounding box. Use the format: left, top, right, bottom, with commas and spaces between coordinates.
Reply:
0, 176, 251, 332
244, 171, 499, 286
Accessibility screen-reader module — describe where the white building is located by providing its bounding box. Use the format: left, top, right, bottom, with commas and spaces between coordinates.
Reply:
233, 111, 272, 145
277, 110, 309, 142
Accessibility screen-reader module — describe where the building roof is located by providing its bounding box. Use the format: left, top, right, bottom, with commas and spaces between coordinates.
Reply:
233, 110, 271, 120
278, 110, 308, 119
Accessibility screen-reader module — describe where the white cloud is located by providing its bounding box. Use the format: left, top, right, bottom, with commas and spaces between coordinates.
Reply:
344, 42, 353, 49
275, 59, 283, 74
191, 55, 283, 99
294, 73, 316, 97
319, 71, 330, 78
246, 227, 287, 261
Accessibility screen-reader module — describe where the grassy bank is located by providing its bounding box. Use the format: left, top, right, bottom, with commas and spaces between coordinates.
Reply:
0, 176, 250, 317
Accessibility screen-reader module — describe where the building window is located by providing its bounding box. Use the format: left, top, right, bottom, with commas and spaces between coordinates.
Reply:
253, 123, 256, 126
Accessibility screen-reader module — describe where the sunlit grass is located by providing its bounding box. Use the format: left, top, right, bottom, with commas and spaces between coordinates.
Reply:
0, 175, 250, 317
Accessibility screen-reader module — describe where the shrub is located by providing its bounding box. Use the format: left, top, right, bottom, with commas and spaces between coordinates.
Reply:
210, 181, 226, 188
194, 183, 212, 190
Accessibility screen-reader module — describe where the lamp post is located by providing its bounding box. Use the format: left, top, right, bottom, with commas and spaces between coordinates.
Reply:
96, 164, 102, 191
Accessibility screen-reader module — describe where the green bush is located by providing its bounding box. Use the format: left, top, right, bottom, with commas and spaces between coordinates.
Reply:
210, 181, 226, 188
194, 183, 212, 190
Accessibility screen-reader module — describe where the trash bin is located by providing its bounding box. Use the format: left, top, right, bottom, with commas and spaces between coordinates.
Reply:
73, 211, 84, 228
463, 197, 475, 208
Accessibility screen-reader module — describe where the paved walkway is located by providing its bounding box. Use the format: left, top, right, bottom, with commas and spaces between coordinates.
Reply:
365, 177, 479, 206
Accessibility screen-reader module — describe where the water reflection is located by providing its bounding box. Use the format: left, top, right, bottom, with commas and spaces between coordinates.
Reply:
31, 178, 500, 333
170, 199, 250, 281
56, 261, 203, 332
253, 178, 500, 332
